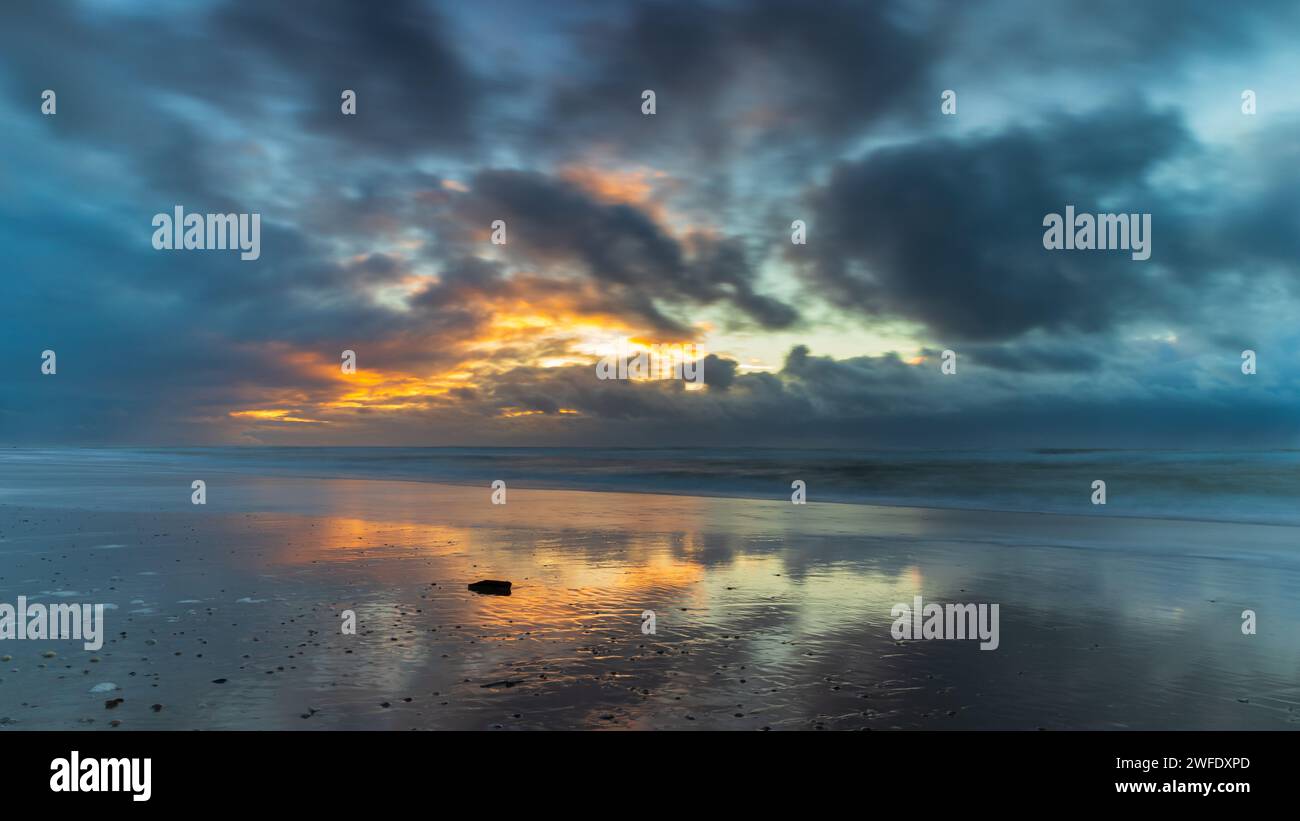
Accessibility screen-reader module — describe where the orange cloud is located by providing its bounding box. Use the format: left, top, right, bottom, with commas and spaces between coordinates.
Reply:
559, 164, 679, 226
229, 409, 328, 424
224, 246, 716, 433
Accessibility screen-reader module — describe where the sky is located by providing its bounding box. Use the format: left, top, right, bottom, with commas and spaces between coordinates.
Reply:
2, 0, 1300, 448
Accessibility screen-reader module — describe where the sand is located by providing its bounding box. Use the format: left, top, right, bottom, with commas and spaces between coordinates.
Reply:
1, 472, 1298, 730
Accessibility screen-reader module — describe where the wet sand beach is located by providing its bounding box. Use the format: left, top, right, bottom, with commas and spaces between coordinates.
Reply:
2, 469, 1298, 730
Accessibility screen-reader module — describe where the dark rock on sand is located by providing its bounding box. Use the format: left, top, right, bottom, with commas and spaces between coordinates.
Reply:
468, 579, 512, 595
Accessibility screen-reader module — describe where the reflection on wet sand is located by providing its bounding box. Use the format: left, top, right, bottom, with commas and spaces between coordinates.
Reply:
1, 476, 1298, 729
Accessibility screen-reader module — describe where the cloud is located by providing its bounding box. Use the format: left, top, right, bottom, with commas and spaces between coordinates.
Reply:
2, 0, 1300, 449
212, 0, 486, 154
451, 169, 797, 331
539, 0, 936, 173
795, 105, 1201, 341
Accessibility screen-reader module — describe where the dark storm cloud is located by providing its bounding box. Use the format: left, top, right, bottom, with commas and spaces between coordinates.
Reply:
533, 0, 1300, 174
404, 341, 1299, 450
952, 0, 1300, 72
780, 345, 925, 415
796, 106, 1203, 341
1191, 119, 1300, 284
454, 169, 797, 331
0, 0, 486, 157
958, 341, 1104, 374
212, 0, 485, 153
700, 354, 737, 390
474, 346, 930, 429
541, 0, 936, 168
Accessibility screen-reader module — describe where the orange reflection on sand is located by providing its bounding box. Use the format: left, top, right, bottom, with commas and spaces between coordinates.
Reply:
258, 483, 723, 608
